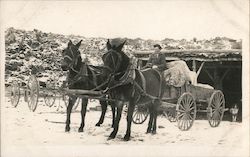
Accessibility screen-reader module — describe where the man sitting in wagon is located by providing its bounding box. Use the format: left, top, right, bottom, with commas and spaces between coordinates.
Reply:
143, 44, 213, 89
144, 44, 166, 72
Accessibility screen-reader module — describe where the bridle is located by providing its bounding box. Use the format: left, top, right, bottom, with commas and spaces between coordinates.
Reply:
103, 49, 123, 75
63, 46, 81, 73
62, 46, 113, 91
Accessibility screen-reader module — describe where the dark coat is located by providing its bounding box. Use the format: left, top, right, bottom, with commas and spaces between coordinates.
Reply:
145, 53, 166, 72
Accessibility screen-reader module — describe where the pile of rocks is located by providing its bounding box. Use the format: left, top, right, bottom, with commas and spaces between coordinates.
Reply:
5, 27, 241, 86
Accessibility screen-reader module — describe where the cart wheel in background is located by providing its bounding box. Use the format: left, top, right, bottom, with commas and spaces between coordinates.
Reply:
164, 110, 177, 122
44, 82, 56, 107
27, 75, 39, 112
132, 105, 149, 124
10, 80, 20, 107
207, 90, 225, 127
63, 94, 80, 111
176, 92, 196, 131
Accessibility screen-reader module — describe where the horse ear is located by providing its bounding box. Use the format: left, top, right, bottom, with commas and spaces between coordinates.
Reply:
116, 40, 126, 52
68, 40, 73, 46
107, 39, 112, 50
76, 40, 82, 49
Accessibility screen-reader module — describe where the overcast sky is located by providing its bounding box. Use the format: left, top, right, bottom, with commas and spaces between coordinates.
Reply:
1, 0, 249, 40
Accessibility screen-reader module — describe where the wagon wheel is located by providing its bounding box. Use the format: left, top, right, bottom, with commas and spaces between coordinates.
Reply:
27, 75, 39, 112
132, 105, 149, 124
207, 90, 225, 127
176, 92, 196, 131
62, 94, 80, 111
10, 80, 20, 107
44, 82, 56, 107
164, 110, 177, 122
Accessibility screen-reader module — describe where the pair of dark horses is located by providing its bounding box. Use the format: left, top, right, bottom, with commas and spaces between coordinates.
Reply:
61, 39, 164, 141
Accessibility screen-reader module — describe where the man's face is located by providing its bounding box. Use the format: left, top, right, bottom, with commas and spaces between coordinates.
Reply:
154, 46, 161, 53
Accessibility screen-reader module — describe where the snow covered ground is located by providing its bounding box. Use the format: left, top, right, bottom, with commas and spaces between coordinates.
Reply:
1, 90, 249, 157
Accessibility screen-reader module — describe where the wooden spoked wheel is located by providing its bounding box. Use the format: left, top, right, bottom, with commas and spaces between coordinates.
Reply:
10, 80, 20, 107
164, 110, 177, 122
27, 75, 39, 112
207, 90, 225, 127
44, 82, 56, 107
132, 105, 149, 124
176, 93, 196, 131
63, 94, 80, 111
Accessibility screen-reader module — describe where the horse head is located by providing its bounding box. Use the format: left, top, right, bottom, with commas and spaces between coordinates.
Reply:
61, 40, 82, 72
102, 39, 129, 75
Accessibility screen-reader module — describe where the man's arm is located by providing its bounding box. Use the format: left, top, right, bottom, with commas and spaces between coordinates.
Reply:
145, 55, 153, 68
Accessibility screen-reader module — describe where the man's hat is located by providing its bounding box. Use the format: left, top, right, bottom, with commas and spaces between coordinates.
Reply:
153, 44, 162, 50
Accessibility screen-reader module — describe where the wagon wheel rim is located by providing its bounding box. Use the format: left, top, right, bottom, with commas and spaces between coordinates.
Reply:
44, 90, 56, 107
10, 81, 20, 107
207, 90, 225, 127
44, 83, 56, 107
164, 110, 177, 122
27, 75, 39, 112
132, 105, 149, 124
176, 92, 196, 131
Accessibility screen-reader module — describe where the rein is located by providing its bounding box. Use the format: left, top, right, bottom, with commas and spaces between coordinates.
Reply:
63, 62, 112, 92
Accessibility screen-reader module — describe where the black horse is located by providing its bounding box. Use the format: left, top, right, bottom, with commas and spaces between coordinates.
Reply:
61, 40, 115, 132
102, 39, 165, 141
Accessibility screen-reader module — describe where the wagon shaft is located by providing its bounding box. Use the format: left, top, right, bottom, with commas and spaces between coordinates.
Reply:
63, 89, 103, 96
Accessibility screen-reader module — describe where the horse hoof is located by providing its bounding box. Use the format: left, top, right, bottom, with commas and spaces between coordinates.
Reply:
107, 136, 114, 140
95, 123, 101, 127
146, 130, 151, 134
123, 136, 130, 141
65, 127, 70, 132
78, 128, 83, 132
151, 131, 157, 135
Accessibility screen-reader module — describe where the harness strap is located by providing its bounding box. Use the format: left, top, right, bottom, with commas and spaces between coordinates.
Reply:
136, 70, 146, 91
89, 66, 97, 87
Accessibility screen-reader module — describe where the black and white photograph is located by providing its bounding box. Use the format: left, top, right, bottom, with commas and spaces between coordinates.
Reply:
0, 0, 249, 157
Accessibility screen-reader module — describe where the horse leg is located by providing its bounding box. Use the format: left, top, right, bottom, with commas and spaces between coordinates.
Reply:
78, 98, 88, 132
65, 96, 77, 132
152, 100, 160, 134
108, 101, 123, 140
146, 106, 153, 134
151, 107, 158, 134
111, 102, 116, 128
96, 100, 108, 127
124, 100, 135, 141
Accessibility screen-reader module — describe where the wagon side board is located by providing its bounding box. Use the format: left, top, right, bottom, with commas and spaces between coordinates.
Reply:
162, 84, 215, 103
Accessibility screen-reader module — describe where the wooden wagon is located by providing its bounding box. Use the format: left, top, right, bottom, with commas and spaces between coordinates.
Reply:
132, 84, 227, 131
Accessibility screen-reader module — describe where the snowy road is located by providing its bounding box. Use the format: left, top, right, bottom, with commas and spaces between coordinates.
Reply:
1, 94, 249, 157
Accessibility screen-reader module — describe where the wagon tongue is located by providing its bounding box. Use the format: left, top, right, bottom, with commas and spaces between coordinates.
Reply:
63, 89, 103, 96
